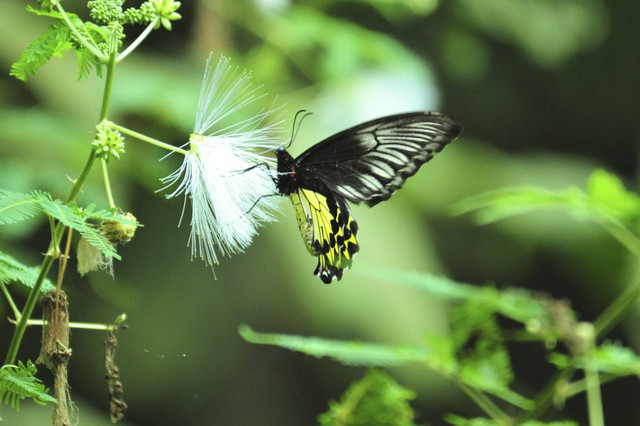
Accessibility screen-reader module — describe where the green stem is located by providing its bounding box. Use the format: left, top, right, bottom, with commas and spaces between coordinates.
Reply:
102, 159, 116, 208
54, 1, 106, 61
580, 324, 604, 426
99, 50, 117, 122
594, 274, 640, 338
0, 282, 21, 319
4, 34, 119, 364
598, 217, 640, 260
4, 153, 97, 364
514, 367, 575, 423
107, 122, 188, 155
117, 18, 159, 62
459, 384, 511, 424
4, 254, 56, 364
566, 374, 619, 399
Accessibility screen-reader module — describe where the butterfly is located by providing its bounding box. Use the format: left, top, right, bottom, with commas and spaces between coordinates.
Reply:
275, 111, 463, 284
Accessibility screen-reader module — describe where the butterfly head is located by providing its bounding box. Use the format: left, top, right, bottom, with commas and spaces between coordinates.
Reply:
275, 145, 287, 157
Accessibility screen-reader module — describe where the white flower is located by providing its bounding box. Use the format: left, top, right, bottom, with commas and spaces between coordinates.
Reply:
161, 54, 281, 267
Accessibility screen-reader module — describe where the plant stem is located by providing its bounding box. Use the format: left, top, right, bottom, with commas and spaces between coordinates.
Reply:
117, 18, 159, 62
4, 254, 56, 364
459, 384, 511, 424
3, 36, 119, 364
54, 1, 106, 61
0, 282, 21, 319
580, 324, 604, 426
594, 274, 640, 338
514, 367, 575, 423
100, 51, 117, 122
108, 122, 188, 155
102, 159, 116, 208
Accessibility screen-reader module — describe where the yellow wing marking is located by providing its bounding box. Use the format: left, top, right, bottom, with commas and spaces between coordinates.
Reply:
289, 189, 359, 283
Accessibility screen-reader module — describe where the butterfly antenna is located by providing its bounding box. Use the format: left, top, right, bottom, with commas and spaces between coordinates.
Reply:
286, 110, 313, 149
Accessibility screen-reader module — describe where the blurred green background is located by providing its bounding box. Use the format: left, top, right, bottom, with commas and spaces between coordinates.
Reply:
1, 0, 639, 424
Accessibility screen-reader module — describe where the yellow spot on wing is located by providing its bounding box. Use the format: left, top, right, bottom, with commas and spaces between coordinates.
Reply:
289, 189, 359, 283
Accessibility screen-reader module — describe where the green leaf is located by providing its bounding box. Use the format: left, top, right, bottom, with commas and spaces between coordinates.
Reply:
73, 21, 108, 79
10, 21, 75, 81
11, 7, 107, 81
0, 251, 56, 293
448, 302, 533, 409
550, 341, 640, 378
0, 361, 57, 411
38, 197, 119, 260
452, 173, 640, 259
451, 186, 589, 225
368, 269, 570, 330
0, 190, 44, 225
0, 190, 120, 259
368, 268, 485, 302
25, 5, 73, 19
451, 302, 513, 389
444, 414, 578, 426
318, 369, 417, 426
587, 169, 640, 223
239, 325, 430, 367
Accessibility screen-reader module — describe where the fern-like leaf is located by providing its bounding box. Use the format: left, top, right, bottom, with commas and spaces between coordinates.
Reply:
0, 361, 57, 411
0, 190, 44, 225
0, 251, 56, 293
444, 415, 578, 426
11, 6, 107, 81
0, 190, 120, 259
239, 325, 430, 367
38, 197, 119, 260
9, 21, 74, 81
318, 369, 417, 426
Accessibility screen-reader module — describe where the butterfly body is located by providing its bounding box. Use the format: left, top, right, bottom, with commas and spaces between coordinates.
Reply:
276, 112, 462, 284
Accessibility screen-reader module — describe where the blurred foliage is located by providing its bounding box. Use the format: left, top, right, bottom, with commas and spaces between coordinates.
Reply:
317, 369, 417, 426
243, 187, 640, 421
1, 0, 639, 424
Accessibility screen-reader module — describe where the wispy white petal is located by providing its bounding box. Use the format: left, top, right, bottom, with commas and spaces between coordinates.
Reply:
162, 54, 282, 266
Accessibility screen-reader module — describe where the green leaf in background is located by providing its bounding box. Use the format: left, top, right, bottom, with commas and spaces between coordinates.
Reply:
0, 361, 57, 411
239, 325, 431, 367
450, 302, 513, 391
457, 0, 608, 67
452, 169, 640, 258
587, 169, 640, 225
549, 341, 640, 378
317, 369, 417, 426
365, 268, 573, 331
0, 251, 56, 293
444, 414, 578, 426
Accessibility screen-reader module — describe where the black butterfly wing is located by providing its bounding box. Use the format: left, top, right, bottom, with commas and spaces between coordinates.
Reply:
294, 112, 463, 207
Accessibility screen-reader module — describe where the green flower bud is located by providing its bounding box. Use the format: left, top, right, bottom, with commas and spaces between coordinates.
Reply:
93, 123, 125, 162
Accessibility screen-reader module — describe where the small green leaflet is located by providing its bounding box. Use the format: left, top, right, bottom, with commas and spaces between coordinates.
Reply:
0, 361, 57, 411
0, 189, 141, 260
10, 6, 106, 81
0, 251, 55, 293
318, 369, 417, 426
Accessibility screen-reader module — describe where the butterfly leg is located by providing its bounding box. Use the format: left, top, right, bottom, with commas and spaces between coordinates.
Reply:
245, 192, 279, 216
